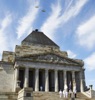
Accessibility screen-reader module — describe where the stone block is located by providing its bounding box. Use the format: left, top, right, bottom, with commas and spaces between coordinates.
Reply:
18, 87, 33, 100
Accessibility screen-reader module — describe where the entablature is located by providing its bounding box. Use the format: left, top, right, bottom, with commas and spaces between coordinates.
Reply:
15, 53, 83, 67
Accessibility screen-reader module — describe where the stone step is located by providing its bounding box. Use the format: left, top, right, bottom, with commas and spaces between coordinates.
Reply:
33, 92, 92, 100
0, 92, 17, 100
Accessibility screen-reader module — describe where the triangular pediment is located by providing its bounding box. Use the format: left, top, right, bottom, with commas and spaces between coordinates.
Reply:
17, 53, 82, 66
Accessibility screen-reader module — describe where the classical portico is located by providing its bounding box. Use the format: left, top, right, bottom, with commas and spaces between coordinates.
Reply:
14, 61, 84, 92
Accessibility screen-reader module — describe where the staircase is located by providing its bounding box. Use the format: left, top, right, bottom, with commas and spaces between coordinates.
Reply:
33, 92, 94, 100
0, 92, 17, 100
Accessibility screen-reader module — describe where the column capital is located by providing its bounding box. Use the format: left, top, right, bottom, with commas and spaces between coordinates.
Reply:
45, 69, 49, 71
14, 62, 19, 68
25, 67, 29, 69
63, 70, 67, 72
72, 70, 75, 72
55, 69, 58, 71
35, 68, 39, 70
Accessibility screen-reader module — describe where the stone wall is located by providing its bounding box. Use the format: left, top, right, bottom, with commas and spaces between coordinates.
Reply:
0, 62, 14, 92
18, 87, 33, 100
2, 51, 15, 62
15, 45, 68, 57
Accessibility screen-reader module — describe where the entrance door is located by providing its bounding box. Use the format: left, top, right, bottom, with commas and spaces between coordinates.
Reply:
19, 68, 25, 88
39, 70, 45, 91
67, 71, 72, 90
58, 71, 63, 91
49, 70, 54, 91
29, 69, 35, 90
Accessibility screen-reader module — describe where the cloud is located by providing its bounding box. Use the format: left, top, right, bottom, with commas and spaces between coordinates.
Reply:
40, 0, 88, 39
76, 15, 95, 49
67, 50, 77, 58
0, 14, 12, 56
16, 0, 40, 39
40, 1, 62, 39
84, 52, 95, 71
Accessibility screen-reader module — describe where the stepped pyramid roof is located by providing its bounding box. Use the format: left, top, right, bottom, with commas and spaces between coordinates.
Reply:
22, 29, 59, 48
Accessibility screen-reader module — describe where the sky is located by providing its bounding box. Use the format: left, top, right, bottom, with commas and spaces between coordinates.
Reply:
0, 0, 95, 90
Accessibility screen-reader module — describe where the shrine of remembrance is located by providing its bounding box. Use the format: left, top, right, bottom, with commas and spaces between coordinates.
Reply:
0, 29, 86, 96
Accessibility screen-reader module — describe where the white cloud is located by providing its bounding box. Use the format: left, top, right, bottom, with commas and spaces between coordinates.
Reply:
84, 52, 95, 70
40, 0, 88, 39
76, 15, 95, 49
0, 14, 12, 56
16, 0, 39, 39
67, 50, 77, 58
60, 0, 88, 22
40, 1, 62, 39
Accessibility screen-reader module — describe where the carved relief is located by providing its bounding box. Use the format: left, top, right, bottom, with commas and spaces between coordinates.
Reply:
19, 53, 80, 65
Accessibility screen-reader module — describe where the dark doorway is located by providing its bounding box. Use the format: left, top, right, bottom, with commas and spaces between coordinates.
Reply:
75, 72, 80, 92
58, 71, 63, 91
39, 70, 45, 91
67, 71, 72, 90
19, 68, 25, 88
29, 69, 35, 90
49, 70, 54, 91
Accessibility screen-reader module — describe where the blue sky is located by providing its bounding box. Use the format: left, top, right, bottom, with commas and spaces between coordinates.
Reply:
0, 0, 95, 90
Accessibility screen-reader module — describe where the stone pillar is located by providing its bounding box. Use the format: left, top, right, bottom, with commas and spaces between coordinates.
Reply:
72, 71, 76, 91
35, 68, 39, 91
55, 70, 58, 92
80, 70, 84, 92
45, 69, 49, 92
24, 67, 29, 88
14, 66, 20, 92
64, 70, 67, 90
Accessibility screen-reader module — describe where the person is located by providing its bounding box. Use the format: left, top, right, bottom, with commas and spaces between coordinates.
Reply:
69, 81, 71, 90
65, 90, 68, 98
40, 86, 43, 91
69, 89, 72, 97
63, 89, 68, 98
73, 88, 77, 98
71, 92, 75, 100
63, 89, 65, 98
59, 90, 62, 98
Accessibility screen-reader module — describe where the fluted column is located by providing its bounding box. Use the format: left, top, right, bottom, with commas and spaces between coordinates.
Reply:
72, 71, 76, 91
14, 66, 19, 91
35, 68, 39, 91
64, 70, 67, 90
80, 70, 84, 92
45, 69, 49, 92
55, 70, 58, 92
24, 67, 29, 87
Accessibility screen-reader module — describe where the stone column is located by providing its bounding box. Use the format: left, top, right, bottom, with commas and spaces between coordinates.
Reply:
72, 71, 76, 91
80, 70, 84, 92
64, 70, 67, 90
24, 67, 29, 87
35, 68, 39, 91
14, 66, 19, 91
55, 70, 58, 92
45, 69, 49, 92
